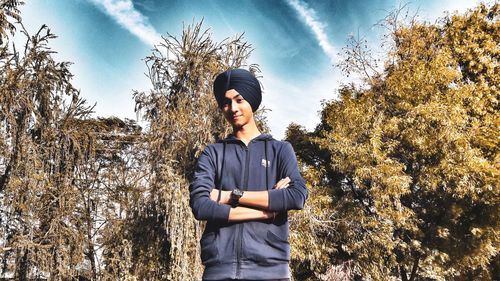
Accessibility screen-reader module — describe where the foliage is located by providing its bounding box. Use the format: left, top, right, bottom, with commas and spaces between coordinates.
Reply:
287, 3, 499, 280
0, 1, 97, 278
0, 2, 146, 279
0, 0, 22, 42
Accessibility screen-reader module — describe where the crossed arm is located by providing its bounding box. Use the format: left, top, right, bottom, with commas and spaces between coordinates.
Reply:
189, 143, 308, 224
209, 177, 291, 222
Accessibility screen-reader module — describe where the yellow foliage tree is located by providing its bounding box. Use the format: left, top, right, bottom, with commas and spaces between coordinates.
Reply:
287, 3, 498, 280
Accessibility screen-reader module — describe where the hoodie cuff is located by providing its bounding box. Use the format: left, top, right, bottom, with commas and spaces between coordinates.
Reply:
214, 203, 232, 222
267, 189, 285, 212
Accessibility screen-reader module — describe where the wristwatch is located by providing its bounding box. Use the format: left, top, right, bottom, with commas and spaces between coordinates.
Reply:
230, 188, 244, 208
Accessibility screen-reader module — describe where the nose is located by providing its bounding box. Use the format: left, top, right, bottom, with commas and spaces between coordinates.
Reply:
230, 100, 239, 113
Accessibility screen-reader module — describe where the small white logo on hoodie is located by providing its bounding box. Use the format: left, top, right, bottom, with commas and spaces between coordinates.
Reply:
261, 159, 270, 168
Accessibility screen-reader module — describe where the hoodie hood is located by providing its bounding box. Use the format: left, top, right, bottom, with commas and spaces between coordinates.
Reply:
219, 133, 274, 143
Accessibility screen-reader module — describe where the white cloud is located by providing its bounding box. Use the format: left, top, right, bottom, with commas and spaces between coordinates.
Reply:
286, 0, 337, 64
89, 0, 162, 47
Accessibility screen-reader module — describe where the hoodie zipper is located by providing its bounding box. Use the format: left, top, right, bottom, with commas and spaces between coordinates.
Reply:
236, 141, 251, 279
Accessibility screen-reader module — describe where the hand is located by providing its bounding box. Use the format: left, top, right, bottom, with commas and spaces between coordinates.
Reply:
273, 177, 291, 189
210, 189, 230, 204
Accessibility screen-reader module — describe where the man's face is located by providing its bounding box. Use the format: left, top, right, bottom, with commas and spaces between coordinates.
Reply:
222, 89, 254, 129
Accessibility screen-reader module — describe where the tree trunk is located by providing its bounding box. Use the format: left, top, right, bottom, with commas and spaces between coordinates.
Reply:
400, 265, 408, 281
409, 256, 420, 281
86, 206, 97, 280
15, 249, 28, 281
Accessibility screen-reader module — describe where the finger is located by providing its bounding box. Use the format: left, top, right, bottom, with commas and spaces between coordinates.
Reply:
277, 177, 291, 188
274, 177, 291, 189
273, 179, 283, 189
274, 179, 286, 189
275, 182, 288, 189
278, 184, 290, 189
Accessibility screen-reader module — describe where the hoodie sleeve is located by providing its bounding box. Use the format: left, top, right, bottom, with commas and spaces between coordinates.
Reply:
189, 146, 231, 222
268, 141, 309, 212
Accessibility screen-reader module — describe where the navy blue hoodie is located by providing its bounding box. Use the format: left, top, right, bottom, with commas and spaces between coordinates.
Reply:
189, 133, 308, 280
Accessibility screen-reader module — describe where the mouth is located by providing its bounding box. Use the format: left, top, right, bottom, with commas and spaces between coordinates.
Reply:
231, 115, 242, 120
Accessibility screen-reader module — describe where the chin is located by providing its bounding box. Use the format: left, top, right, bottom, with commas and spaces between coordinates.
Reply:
231, 121, 247, 129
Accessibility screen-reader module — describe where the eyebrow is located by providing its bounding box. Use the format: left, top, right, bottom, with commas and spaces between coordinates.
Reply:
224, 94, 242, 100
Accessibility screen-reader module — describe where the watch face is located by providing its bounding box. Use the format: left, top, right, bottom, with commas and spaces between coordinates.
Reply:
230, 188, 243, 208
233, 188, 243, 197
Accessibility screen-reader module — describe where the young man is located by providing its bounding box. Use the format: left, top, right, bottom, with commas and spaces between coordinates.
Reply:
189, 68, 308, 281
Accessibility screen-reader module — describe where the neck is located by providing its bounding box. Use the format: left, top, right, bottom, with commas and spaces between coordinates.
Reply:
233, 119, 261, 145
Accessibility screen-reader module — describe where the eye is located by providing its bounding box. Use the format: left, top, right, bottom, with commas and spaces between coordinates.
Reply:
236, 98, 244, 103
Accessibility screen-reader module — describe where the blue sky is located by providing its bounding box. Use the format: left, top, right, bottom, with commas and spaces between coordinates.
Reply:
19, 0, 484, 139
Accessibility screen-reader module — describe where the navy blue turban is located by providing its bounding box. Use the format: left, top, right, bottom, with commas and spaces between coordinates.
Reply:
213, 68, 262, 112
